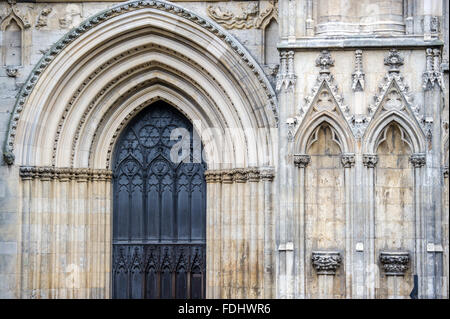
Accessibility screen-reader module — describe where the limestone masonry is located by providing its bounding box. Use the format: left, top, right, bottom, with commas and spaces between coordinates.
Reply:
0, 0, 448, 299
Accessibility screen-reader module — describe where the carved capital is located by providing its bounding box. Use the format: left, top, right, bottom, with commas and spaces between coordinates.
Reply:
409, 153, 426, 168
444, 166, 449, 179
259, 167, 275, 181
340, 153, 355, 168
312, 251, 342, 275
19, 166, 36, 180
362, 154, 378, 168
379, 251, 410, 276
294, 154, 311, 168
247, 168, 260, 182
384, 49, 404, 73
232, 168, 248, 183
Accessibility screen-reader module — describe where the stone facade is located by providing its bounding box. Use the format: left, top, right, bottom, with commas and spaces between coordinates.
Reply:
0, 0, 448, 299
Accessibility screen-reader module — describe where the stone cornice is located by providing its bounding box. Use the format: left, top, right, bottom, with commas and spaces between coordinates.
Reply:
204, 167, 275, 183
277, 37, 444, 50
19, 166, 112, 181
4, 0, 277, 165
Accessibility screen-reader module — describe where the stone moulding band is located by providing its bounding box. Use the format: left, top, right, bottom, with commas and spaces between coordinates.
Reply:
3, 0, 278, 165
204, 167, 275, 183
19, 166, 113, 181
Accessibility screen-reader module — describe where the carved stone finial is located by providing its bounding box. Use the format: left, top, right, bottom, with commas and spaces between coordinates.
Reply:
294, 154, 311, 168
379, 252, 410, 276
352, 49, 365, 91
312, 251, 342, 275
409, 153, 426, 168
384, 49, 404, 73
362, 154, 378, 168
316, 50, 334, 74
340, 153, 355, 168
3, 151, 15, 166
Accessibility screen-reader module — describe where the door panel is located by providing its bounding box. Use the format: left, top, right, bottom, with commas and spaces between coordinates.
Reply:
112, 102, 206, 299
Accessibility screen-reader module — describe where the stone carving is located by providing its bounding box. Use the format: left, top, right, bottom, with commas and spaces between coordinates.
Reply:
294, 154, 311, 168
3, 0, 31, 29
6, 66, 18, 77
276, 50, 296, 92
444, 166, 449, 179
4, 0, 278, 164
379, 252, 410, 276
286, 117, 298, 141
3, 151, 15, 166
35, 7, 52, 29
19, 166, 112, 181
422, 116, 434, 141
340, 153, 355, 168
349, 114, 369, 139
362, 154, 378, 168
204, 167, 275, 183
423, 48, 444, 91
298, 50, 354, 135
384, 48, 404, 73
59, 4, 82, 29
430, 16, 440, 33
352, 49, 365, 91
409, 153, 426, 168
311, 251, 342, 275
206, 1, 276, 30
367, 49, 423, 136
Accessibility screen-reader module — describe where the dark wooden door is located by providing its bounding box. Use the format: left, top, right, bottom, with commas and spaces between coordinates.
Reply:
112, 101, 206, 299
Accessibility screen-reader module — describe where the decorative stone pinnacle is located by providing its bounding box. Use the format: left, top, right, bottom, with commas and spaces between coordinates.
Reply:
294, 154, 311, 168
379, 252, 410, 276
384, 49, 404, 73
352, 49, 365, 91
312, 251, 342, 275
316, 50, 334, 74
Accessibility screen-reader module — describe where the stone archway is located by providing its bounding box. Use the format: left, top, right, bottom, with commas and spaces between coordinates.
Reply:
7, 1, 277, 299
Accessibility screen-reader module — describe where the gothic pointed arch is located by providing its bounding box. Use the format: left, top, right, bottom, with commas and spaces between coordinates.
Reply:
4, 0, 277, 169
292, 50, 355, 152
362, 49, 426, 153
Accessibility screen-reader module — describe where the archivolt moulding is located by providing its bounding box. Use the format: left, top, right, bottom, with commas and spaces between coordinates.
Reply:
4, 0, 278, 166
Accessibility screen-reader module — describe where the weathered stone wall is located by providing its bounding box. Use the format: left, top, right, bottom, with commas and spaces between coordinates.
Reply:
0, 0, 448, 299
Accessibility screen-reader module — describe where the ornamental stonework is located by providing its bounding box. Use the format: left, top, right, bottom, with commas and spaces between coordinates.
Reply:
379, 252, 410, 276
311, 251, 342, 275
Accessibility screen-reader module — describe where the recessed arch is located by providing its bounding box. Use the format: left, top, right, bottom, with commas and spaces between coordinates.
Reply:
363, 111, 425, 154
295, 112, 355, 154
6, 0, 277, 170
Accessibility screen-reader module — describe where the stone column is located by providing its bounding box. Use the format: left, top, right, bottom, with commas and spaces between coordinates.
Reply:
409, 153, 426, 299
341, 153, 355, 298
423, 48, 445, 298
276, 49, 296, 299
363, 153, 378, 299
294, 154, 310, 298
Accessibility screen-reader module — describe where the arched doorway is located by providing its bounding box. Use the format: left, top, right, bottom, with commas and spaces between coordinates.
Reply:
112, 101, 206, 299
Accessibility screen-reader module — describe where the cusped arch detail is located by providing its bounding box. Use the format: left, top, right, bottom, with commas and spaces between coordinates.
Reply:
363, 111, 425, 154
294, 112, 355, 154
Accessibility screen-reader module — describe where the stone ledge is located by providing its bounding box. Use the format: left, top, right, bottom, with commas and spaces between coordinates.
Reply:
278, 37, 444, 50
